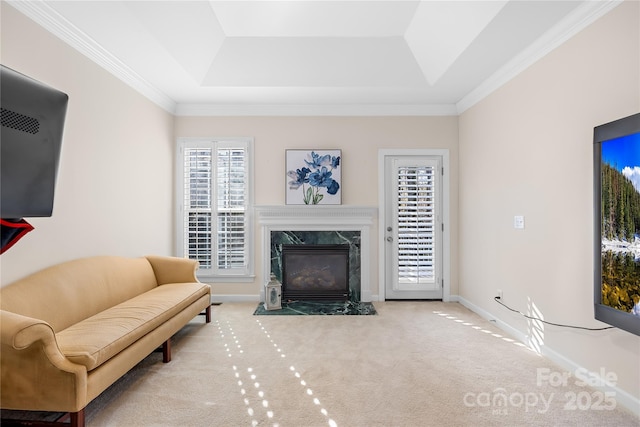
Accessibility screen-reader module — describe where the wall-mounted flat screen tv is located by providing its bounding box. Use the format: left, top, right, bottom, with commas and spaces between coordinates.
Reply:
1, 64, 68, 219
593, 112, 640, 336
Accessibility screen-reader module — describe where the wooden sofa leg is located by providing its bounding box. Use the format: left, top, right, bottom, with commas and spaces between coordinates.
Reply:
163, 339, 171, 363
205, 304, 211, 323
70, 409, 85, 427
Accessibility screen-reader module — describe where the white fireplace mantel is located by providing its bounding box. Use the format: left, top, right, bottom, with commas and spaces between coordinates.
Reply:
256, 205, 376, 226
256, 205, 378, 302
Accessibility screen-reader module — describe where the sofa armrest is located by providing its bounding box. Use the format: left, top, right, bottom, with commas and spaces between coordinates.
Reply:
1, 310, 87, 412
3, 311, 53, 349
145, 255, 200, 285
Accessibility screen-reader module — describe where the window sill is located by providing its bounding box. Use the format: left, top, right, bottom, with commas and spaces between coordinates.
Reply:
196, 274, 256, 283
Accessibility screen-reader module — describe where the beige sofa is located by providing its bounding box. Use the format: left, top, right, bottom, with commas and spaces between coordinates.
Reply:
0, 255, 211, 427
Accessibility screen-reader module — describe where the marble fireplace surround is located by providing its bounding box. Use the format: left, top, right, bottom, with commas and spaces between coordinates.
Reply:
256, 206, 377, 303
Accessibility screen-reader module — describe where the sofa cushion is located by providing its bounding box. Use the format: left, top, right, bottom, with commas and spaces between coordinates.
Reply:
55, 282, 209, 371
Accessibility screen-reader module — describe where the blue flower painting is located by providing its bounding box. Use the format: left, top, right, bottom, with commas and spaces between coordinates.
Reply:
286, 150, 341, 205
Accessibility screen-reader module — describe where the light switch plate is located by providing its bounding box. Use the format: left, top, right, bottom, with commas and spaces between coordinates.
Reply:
514, 215, 525, 229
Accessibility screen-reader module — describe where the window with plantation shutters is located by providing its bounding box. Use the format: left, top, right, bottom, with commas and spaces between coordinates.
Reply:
177, 138, 253, 279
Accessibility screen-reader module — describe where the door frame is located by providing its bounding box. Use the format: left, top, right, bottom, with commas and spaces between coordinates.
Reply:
377, 149, 451, 302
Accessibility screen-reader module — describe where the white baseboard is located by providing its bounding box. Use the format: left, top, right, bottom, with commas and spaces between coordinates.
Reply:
447, 294, 460, 303
211, 294, 261, 304
457, 296, 640, 417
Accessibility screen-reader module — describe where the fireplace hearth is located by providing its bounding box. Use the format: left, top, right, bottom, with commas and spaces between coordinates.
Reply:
282, 244, 350, 301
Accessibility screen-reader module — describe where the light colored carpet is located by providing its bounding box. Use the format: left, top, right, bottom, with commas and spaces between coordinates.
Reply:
83, 301, 638, 426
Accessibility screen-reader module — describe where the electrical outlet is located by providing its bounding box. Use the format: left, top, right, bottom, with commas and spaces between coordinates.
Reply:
496, 289, 503, 299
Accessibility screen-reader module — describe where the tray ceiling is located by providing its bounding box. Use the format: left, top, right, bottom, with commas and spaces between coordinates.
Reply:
7, 1, 621, 115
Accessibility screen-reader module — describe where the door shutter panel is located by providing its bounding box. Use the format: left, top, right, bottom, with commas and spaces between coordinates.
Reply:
396, 165, 436, 284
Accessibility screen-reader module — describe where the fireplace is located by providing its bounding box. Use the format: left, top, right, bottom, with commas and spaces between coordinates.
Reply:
256, 205, 377, 302
281, 244, 350, 301
271, 230, 361, 301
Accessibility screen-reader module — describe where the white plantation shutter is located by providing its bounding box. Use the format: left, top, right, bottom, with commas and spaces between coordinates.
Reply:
182, 147, 213, 269
215, 146, 247, 270
396, 165, 436, 284
178, 139, 252, 278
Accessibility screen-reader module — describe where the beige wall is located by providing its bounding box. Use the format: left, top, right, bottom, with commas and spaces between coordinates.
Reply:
1, 4, 175, 284
459, 0, 639, 403
174, 116, 459, 296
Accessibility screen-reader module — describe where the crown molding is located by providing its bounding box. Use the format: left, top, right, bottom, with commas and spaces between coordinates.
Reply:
456, 0, 623, 114
174, 102, 458, 117
7, 0, 177, 114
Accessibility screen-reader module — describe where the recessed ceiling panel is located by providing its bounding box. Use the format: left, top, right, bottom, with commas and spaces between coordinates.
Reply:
125, 1, 225, 83
209, 0, 419, 37
405, 0, 508, 86
203, 37, 427, 87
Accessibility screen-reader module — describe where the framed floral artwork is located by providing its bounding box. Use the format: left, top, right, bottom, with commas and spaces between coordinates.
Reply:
286, 149, 341, 205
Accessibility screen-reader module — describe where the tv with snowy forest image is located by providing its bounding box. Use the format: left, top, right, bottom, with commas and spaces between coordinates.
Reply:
594, 112, 640, 336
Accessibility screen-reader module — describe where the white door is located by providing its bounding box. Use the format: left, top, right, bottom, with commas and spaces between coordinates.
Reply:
381, 153, 445, 300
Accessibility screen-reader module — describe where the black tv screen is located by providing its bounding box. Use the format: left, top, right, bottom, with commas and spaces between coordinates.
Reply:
593, 112, 640, 336
1, 64, 68, 218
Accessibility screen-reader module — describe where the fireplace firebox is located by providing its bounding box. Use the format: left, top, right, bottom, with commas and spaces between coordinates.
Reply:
281, 244, 350, 301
